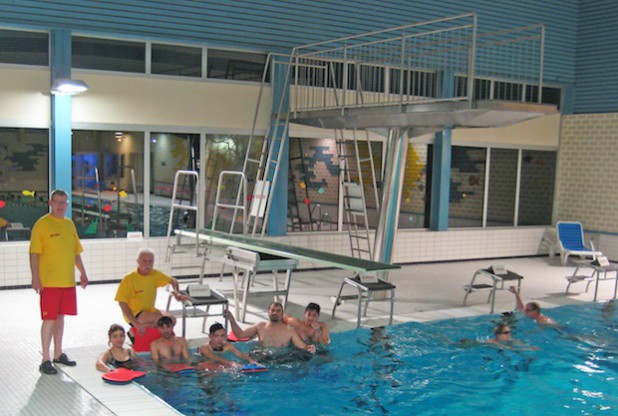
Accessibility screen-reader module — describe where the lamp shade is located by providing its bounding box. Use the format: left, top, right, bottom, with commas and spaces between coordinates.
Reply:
51, 78, 89, 95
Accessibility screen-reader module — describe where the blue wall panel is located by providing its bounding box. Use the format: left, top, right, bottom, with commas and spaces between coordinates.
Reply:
575, 0, 618, 113
0, 0, 577, 86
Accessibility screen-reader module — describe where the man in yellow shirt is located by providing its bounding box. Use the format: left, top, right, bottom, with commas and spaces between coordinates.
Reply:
115, 248, 188, 332
30, 189, 89, 375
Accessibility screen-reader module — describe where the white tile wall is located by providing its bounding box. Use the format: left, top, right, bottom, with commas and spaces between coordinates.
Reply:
0, 226, 550, 288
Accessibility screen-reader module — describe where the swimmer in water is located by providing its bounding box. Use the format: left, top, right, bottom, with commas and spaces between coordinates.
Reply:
487, 323, 538, 351
283, 302, 331, 345
199, 323, 259, 369
150, 316, 190, 364
226, 302, 316, 354
96, 323, 137, 373
509, 286, 559, 327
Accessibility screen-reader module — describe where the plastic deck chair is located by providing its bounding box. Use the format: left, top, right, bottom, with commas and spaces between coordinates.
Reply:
556, 221, 602, 265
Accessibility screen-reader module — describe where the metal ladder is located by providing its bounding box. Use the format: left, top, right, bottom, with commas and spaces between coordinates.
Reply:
164, 170, 200, 267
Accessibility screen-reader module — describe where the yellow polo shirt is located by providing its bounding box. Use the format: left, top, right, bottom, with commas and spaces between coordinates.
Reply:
115, 269, 172, 321
29, 214, 83, 288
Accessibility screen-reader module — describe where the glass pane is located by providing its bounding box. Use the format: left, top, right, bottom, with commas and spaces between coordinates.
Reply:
0, 127, 48, 241
0, 29, 48, 66
449, 146, 486, 227
518, 150, 556, 226
201, 134, 264, 233
399, 143, 429, 229
486, 148, 518, 226
207, 49, 266, 81
494, 81, 523, 101
152, 43, 202, 77
150, 133, 199, 237
73, 36, 145, 73
288, 137, 340, 232
72, 130, 144, 238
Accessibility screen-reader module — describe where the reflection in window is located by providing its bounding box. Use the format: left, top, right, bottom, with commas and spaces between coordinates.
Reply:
0, 128, 48, 241
72, 130, 144, 238
486, 148, 518, 226
207, 49, 267, 81
150, 133, 199, 237
0, 29, 48, 66
449, 146, 486, 227
152, 44, 202, 77
72, 36, 145, 73
518, 150, 556, 226
399, 143, 429, 229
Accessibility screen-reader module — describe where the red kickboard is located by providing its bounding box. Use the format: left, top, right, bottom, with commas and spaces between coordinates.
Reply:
227, 331, 250, 342
102, 367, 146, 385
164, 363, 196, 374
242, 363, 268, 373
130, 326, 162, 352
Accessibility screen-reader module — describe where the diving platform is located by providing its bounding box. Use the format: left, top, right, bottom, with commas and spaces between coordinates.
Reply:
291, 99, 557, 130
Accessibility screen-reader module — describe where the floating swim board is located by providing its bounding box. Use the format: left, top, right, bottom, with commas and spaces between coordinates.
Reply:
227, 331, 250, 342
102, 367, 146, 385
130, 326, 162, 352
242, 363, 268, 373
164, 363, 196, 374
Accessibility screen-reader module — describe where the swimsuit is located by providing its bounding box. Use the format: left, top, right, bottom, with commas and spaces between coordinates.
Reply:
109, 348, 136, 369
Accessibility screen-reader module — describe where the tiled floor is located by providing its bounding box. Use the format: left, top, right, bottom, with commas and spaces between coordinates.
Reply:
2, 255, 616, 415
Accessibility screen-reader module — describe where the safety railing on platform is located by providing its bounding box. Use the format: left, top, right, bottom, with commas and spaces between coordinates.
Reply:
290, 13, 545, 114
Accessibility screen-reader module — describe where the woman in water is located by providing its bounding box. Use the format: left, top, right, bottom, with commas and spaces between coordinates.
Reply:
487, 322, 538, 351
283, 302, 331, 345
96, 324, 138, 372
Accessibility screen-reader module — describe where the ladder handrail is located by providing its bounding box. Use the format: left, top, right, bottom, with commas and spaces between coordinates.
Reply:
165, 170, 199, 260
212, 170, 248, 235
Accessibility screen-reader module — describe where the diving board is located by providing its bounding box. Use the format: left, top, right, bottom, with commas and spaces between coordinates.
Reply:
175, 229, 399, 273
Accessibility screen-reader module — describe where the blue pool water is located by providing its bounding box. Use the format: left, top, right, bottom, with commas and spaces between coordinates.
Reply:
136, 303, 618, 415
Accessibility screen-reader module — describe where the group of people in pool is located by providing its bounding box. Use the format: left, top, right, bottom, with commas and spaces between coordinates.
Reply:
485, 286, 558, 351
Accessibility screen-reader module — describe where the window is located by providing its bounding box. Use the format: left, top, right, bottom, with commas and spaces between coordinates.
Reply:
72, 36, 145, 73
207, 49, 267, 81
526, 85, 562, 109
399, 143, 429, 229
449, 146, 486, 227
72, 130, 145, 238
0, 29, 48, 66
518, 150, 556, 226
486, 148, 518, 226
0, 127, 49, 241
494, 81, 523, 101
389, 69, 437, 98
348, 64, 385, 93
151, 43, 202, 77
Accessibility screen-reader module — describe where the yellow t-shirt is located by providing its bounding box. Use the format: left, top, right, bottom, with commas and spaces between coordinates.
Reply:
114, 269, 172, 321
29, 214, 83, 288
0, 217, 8, 227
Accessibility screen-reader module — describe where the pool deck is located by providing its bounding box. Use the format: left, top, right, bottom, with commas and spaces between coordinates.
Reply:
2, 256, 616, 415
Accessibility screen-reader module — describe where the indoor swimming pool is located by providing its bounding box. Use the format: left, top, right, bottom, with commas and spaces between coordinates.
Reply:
135, 302, 617, 415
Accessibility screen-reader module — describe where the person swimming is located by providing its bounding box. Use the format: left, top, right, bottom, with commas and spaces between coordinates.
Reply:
283, 302, 331, 345
199, 323, 258, 370
509, 286, 559, 327
487, 322, 538, 351
96, 324, 138, 372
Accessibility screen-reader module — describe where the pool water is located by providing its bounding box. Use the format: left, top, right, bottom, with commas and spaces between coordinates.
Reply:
136, 303, 618, 415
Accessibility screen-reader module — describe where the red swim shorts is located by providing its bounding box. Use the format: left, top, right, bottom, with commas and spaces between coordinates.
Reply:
40, 287, 77, 320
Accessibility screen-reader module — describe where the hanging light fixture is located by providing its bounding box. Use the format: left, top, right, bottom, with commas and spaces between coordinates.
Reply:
51, 78, 89, 95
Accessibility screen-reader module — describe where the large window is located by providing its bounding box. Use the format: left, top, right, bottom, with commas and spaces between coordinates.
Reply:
0, 29, 48, 66
518, 150, 556, 225
73, 36, 145, 73
486, 148, 518, 226
0, 128, 49, 241
72, 130, 145, 238
449, 146, 486, 227
399, 143, 429, 229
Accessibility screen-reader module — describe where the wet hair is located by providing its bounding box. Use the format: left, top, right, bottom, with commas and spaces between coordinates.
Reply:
157, 316, 174, 327
108, 323, 126, 337
493, 322, 510, 336
268, 302, 283, 310
209, 322, 225, 335
526, 302, 541, 313
305, 302, 321, 315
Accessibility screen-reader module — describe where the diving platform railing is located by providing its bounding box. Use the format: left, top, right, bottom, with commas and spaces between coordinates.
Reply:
289, 13, 547, 123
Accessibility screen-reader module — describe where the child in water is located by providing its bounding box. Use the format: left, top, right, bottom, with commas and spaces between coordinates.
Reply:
96, 324, 138, 372
199, 323, 259, 370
